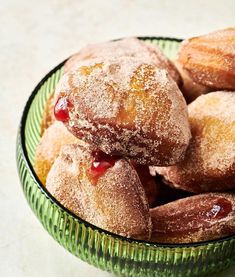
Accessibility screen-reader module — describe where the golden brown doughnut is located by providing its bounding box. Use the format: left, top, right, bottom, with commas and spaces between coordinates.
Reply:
34, 121, 82, 185
46, 144, 152, 240
150, 192, 235, 243
64, 38, 182, 85
174, 61, 210, 103
54, 57, 191, 165
178, 28, 235, 90
151, 91, 235, 193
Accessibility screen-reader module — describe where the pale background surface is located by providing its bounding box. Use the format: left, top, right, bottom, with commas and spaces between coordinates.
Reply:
0, 0, 235, 276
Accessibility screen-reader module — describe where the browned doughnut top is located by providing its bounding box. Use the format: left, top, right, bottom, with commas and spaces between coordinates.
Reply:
64, 37, 182, 85
34, 121, 81, 185
46, 144, 152, 240
151, 91, 235, 193
178, 28, 235, 90
150, 192, 235, 243
55, 57, 191, 165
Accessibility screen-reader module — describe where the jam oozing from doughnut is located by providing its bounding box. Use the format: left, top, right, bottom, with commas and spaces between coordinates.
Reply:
206, 198, 232, 219
54, 97, 73, 122
89, 151, 120, 185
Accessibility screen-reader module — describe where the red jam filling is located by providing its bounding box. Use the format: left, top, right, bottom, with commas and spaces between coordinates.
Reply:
206, 198, 232, 219
89, 151, 120, 185
54, 96, 73, 122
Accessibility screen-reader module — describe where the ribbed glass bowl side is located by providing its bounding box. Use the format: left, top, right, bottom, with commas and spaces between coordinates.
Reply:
16, 38, 235, 277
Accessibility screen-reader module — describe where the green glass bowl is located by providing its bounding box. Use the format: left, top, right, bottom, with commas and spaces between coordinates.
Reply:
16, 37, 235, 277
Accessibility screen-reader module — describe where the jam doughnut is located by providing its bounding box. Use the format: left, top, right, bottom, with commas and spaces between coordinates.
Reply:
64, 38, 182, 85
46, 144, 152, 240
178, 28, 235, 90
151, 91, 235, 193
150, 192, 235, 243
34, 121, 82, 185
54, 57, 191, 165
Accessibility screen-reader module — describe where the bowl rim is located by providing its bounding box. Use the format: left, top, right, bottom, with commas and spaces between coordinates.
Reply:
18, 36, 235, 249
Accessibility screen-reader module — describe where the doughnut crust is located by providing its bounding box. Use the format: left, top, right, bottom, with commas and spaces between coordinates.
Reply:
34, 121, 81, 185
64, 38, 182, 85
151, 91, 235, 193
178, 28, 235, 90
55, 57, 191, 165
150, 192, 235, 243
174, 61, 210, 103
46, 144, 152, 240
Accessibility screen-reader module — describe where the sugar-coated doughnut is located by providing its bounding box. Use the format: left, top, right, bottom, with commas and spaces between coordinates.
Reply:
54, 57, 191, 165
178, 28, 235, 90
46, 144, 152, 240
150, 192, 235, 243
151, 91, 235, 193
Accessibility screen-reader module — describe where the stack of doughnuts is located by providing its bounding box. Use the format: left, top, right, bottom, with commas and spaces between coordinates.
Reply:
35, 29, 235, 243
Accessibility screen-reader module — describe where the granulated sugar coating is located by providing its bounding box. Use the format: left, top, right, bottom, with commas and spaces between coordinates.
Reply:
55, 57, 191, 165
46, 144, 152, 240
152, 91, 235, 193
64, 37, 182, 85
178, 27, 235, 90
